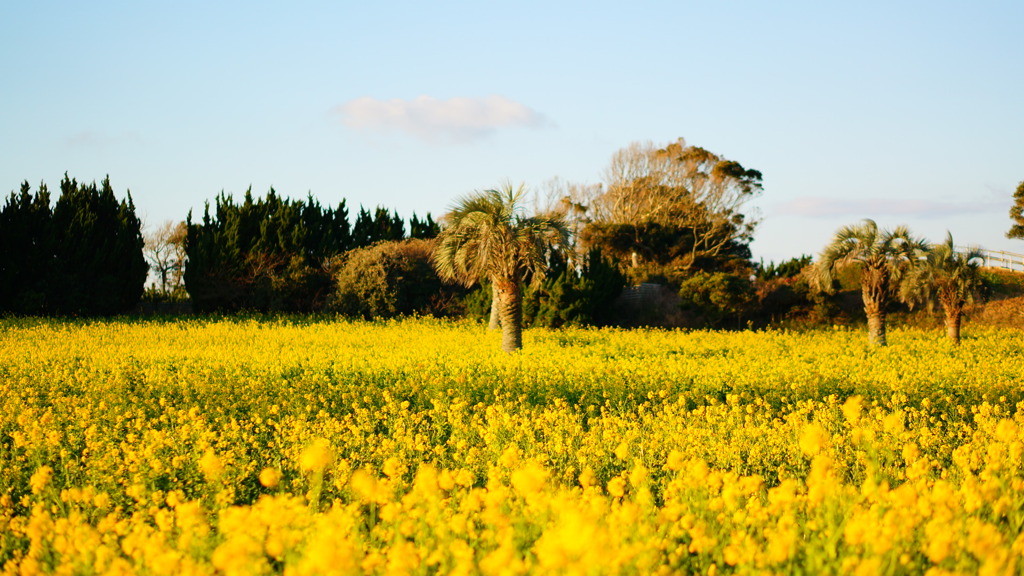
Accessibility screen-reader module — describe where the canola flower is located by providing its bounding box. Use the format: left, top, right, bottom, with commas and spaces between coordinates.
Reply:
1, 316, 1023, 574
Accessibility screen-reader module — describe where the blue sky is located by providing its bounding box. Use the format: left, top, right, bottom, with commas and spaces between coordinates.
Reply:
2, 0, 1022, 262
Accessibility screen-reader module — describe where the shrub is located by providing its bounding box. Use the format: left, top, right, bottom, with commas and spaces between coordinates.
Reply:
678, 271, 755, 328
331, 239, 463, 319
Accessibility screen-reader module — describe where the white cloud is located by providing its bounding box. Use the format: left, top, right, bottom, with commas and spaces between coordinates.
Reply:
336, 95, 550, 143
774, 196, 1006, 219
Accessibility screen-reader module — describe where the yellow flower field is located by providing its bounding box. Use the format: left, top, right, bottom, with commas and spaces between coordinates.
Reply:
1, 317, 1022, 575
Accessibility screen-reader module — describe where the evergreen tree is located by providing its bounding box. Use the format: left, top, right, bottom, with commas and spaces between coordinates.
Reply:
50, 175, 147, 315
0, 175, 146, 316
351, 207, 375, 248
0, 182, 54, 314
525, 249, 626, 328
373, 207, 405, 243
409, 212, 440, 239
185, 190, 356, 312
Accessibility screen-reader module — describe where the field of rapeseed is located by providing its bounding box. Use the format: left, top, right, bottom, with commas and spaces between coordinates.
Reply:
1, 317, 1022, 575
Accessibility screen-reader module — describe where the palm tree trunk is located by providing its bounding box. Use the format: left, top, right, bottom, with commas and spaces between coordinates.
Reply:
861, 274, 889, 346
944, 307, 962, 346
488, 284, 501, 330
864, 298, 887, 346
497, 282, 523, 353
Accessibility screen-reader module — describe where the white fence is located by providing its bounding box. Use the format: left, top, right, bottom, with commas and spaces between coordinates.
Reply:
962, 248, 1024, 272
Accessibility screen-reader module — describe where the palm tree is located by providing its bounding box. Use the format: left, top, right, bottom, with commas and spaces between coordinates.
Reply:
900, 233, 984, 345
813, 219, 928, 346
432, 184, 569, 352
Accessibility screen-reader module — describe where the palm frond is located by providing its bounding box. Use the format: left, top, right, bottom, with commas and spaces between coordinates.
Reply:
899, 231, 984, 313
432, 183, 570, 289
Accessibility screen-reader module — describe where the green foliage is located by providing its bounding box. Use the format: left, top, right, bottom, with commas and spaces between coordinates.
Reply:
753, 273, 850, 327
185, 188, 445, 313
979, 267, 1024, 299
524, 249, 627, 328
331, 239, 463, 319
0, 175, 146, 316
756, 255, 813, 281
462, 281, 495, 322
409, 212, 440, 239
352, 206, 405, 247
678, 271, 755, 328
581, 221, 752, 286
185, 189, 351, 312
1006, 180, 1024, 240
0, 182, 54, 314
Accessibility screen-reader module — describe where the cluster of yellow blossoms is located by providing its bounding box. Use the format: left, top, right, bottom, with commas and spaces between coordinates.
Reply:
1, 317, 1022, 574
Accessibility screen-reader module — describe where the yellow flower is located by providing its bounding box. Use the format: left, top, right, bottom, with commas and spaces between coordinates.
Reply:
298, 439, 333, 472
351, 469, 389, 504
883, 410, 905, 434
924, 519, 954, 563
382, 456, 405, 479
259, 467, 281, 488
799, 423, 829, 457
995, 419, 1018, 443
498, 446, 520, 469
607, 476, 626, 498
578, 467, 595, 488
666, 450, 685, 471
614, 441, 629, 460
454, 468, 475, 487
902, 442, 920, 463
841, 395, 863, 425
93, 492, 111, 510
629, 465, 648, 488
199, 449, 224, 480
438, 469, 456, 491
510, 461, 548, 496
29, 465, 53, 494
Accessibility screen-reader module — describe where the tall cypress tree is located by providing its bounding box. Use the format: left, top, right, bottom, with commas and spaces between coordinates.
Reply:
373, 207, 405, 242
50, 175, 147, 315
185, 190, 356, 312
351, 207, 375, 248
409, 212, 440, 239
0, 182, 54, 314
0, 175, 145, 316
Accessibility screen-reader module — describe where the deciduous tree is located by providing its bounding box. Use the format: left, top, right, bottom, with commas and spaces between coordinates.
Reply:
583, 138, 761, 281
144, 220, 187, 296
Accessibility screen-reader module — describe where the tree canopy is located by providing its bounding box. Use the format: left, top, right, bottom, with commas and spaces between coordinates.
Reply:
579, 138, 761, 283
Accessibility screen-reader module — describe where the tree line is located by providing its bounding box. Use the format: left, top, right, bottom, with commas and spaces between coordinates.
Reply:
183, 189, 439, 313
3, 139, 1021, 350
